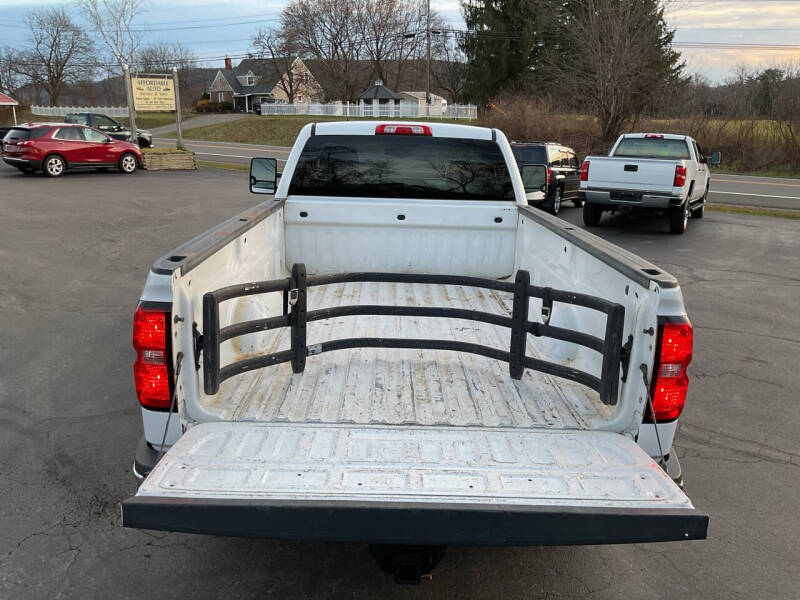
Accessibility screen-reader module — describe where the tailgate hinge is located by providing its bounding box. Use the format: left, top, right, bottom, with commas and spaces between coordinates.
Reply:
192, 322, 203, 370
619, 334, 634, 382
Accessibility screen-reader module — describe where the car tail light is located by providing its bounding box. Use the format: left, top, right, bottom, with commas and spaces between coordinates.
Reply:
644, 134, 664, 139
18, 140, 34, 147
580, 160, 590, 181
133, 304, 173, 410
545, 166, 553, 185
375, 123, 432, 136
646, 318, 693, 422
673, 165, 687, 187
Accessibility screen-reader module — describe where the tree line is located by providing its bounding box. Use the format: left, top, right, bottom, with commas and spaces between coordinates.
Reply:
0, 0, 197, 106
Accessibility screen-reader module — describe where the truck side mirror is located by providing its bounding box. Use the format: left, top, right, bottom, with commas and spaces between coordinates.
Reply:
520, 164, 548, 193
709, 151, 721, 166
250, 157, 278, 195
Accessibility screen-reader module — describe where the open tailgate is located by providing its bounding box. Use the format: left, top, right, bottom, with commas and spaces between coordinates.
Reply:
123, 422, 707, 545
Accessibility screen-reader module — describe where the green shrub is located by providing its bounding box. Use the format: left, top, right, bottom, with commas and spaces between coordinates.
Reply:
196, 101, 233, 113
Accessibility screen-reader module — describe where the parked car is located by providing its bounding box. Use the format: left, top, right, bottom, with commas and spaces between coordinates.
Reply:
122, 121, 706, 583
580, 133, 720, 234
2, 123, 142, 176
510, 141, 583, 215
64, 112, 153, 148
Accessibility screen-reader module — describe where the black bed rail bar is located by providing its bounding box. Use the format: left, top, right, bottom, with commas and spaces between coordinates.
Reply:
201, 264, 627, 405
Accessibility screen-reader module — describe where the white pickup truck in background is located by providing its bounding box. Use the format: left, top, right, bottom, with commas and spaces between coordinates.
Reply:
580, 133, 720, 234
123, 122, 707, 583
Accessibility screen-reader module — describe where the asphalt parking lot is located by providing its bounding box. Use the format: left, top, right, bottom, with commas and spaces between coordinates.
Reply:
1, 164, 798, 599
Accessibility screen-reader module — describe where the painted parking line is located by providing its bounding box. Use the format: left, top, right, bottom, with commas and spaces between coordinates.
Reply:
710, 190, 800, 201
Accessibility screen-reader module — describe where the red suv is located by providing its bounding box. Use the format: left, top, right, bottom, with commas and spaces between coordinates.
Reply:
2, 123, 142, 177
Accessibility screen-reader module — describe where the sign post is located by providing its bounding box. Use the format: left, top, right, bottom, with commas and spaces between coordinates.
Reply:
123, 65, 138, 146
173, 67, 183, 150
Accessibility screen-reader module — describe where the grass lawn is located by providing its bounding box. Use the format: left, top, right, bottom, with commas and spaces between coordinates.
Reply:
169, 115, 471, 147
118, 111, 194, 130
711, 164, 800, 179
196, 160, 249, 172
707, 203, 800, 220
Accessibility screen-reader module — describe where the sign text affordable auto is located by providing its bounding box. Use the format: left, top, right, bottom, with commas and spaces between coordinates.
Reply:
132, 77, 175, 111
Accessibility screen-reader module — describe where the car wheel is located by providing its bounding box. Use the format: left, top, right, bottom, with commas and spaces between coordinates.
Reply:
549, 188, 562, 215
118, 152, 138, 174
583, 202, 602, 226
669, 202, 689, 234
43, 155, 65, 177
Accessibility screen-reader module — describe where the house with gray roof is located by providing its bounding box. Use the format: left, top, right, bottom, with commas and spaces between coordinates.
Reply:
207, 56, 323, 112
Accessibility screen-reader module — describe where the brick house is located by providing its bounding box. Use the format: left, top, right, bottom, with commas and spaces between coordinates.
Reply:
207, 55, 323, 111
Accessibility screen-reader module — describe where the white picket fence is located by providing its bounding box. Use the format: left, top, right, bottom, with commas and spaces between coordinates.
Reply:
31, 105, 130, 117
259, 102, 477, 120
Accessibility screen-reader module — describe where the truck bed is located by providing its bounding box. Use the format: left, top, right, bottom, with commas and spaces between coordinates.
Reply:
200, 280, 612, 429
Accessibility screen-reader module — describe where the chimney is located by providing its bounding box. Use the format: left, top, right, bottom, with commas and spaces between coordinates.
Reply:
224, 55, 232, 70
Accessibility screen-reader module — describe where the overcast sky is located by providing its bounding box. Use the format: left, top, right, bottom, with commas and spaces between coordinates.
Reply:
1, 0, 799, 83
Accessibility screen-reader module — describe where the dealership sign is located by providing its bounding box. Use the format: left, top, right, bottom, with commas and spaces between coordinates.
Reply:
132, 76, 175, 111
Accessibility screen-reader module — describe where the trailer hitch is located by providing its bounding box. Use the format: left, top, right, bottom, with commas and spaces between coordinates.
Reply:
369, 545, 446, 584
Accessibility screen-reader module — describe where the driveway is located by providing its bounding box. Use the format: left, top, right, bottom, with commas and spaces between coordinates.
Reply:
0, 163, 797, 599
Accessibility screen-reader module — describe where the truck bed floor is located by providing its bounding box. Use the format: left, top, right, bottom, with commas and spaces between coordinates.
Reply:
202, 281, 611, 429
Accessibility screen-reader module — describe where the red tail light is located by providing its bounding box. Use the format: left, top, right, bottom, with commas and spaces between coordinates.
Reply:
673, 165, 687, 187
580, 160, 590, 181
18, 140, 35, 147
644, 134, 664, 139
546, 166, 552, 185
646, 318, 693, 422
375, 123, 432, 136
133, 304, 173, 410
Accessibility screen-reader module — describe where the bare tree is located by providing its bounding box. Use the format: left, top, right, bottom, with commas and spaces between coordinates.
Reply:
251, 28, 304, 103
0, 49, 27, 97
80, 0, 143, 68
544, 0, 684, 141
282, 0, 365, 101
12, 7, 95, 105
136, 41, 195, 72
431, 31, 467, 102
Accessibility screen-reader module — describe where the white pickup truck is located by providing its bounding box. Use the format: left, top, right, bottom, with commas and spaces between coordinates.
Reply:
122, 121, 707, 582
580, 133, 720, 234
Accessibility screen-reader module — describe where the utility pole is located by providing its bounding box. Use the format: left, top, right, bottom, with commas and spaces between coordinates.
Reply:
426, 0, 431, 115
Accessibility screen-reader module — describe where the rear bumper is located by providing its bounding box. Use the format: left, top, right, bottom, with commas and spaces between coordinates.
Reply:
133, 435, 159, 484
3, 156, 41, 170
122, 497, 708, 546
584, 189, 682, 209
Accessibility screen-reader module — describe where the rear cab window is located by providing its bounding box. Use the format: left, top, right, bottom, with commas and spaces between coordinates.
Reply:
613, 137, 691, 160
289, 135, 514, 201
65, 114, 89, 125
511, 145, 547, 166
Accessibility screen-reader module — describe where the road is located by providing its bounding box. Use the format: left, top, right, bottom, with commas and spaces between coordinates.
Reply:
0, 163, 798, 599
153, 137, 800, 209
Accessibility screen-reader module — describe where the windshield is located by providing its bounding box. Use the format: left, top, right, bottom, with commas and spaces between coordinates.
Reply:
289, 134, 514, 201
613, 137, 690, 160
